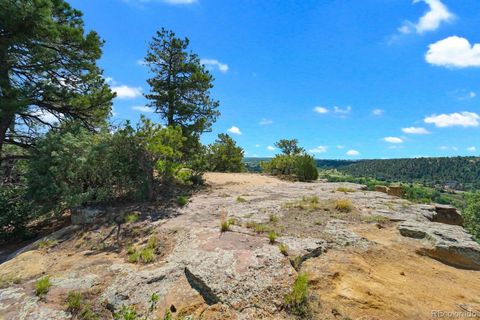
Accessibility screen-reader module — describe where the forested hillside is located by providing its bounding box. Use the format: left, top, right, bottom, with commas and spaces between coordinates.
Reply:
336, 157, 480, 190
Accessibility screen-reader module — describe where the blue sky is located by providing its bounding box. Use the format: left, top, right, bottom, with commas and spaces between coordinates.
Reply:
70, 0, 480, 159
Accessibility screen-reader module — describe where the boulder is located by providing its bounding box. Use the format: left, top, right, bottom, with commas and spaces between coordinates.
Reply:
387, 185, 404, 198
71, 207, 104, 225
375, 185, 389, 193
433, 204, 463, 226
398, 220, 480, 270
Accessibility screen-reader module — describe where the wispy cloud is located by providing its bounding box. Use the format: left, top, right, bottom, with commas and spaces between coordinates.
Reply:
398, 0, 454, 34
132, 105, 154, 113
201, 59, 229, 73
384, 136, 404, 144
467, 146, 477, 152
372, 109, 384, 116
267, 146, 275, 151
402, 127, 430, 134
426, 36, 480, 68
424, 112, 480, 127
309, 146, 328, 154
333, 106, 351, 115
259, 118, 273, 125
227, 126, 242, 135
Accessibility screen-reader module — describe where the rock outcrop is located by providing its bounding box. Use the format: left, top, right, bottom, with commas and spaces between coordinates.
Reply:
398, 220, 480, 270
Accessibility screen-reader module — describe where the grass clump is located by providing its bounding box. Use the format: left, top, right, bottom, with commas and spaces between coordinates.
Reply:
284, 273, 310, 317
127, 251, 140, 263
114, 305, 138, 320
146, 235, 158, 250
362, 215, 389, 223
139, 247, 155, 263
176, 195, 188, 206
227, 217, 238, 226
35, 276, 52, 297
66, 291, 83, 313
236, 196, 247, 203
38, 238, 58, 250
336, 187, 356, 193
124, 212, 139, 223
279, 243, 288, 256
285, 195, 320, 211
335, 199, 353, 212
220, 219, 231, 232
268, 231, 277, 244
269, 214, 279, 223
0, 275, 21, 289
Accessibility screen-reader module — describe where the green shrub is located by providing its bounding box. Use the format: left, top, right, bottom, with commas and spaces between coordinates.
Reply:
38, 238, 58, 249
269, 214, 279, 223
128, 251, 140, 263
66, 291, 83, 313
464, 192, 480, 243
125, 213, 139, 223
279, 243, 288, 256
177, 195, 188, 206
294, 154, 319, 182
284, 273, 310, 316
114, 305, 138, 320
268, 231, 277, 244
220, 219, 230, 232
146, 236, 158, 250
0, 185, 34, 241
139, 248, 156, 263
207, 134, 245, 172
35, 276, 51, 297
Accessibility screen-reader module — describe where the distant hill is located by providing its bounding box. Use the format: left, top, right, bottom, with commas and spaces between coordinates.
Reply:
245, 156, 480, 190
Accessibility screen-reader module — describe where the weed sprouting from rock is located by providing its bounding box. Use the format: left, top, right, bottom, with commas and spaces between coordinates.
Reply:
284, 273, 310, 317
35, 276, 51, 297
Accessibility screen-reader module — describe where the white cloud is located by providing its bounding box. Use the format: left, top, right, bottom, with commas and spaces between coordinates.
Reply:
399, 0, 454, 34
440, 146, 458, 151
137, 59, 146, 66
372, 109, 384, 116
200, 59, 229, 73
255, 144, 261, 148
309, 146, 328, 154
112, 85, 142, 99
384, 136, 404, 144
467, 146, 477, 152
337, 145, 344, 149
259, 118, 273, 125
267, 146, 276, 151
32, 109, 59, 124
333, 106, 351, 114
424, 112, 480, 127
402, 127, 430, 134
346, 149, 360, 156
132, 105, 154, 113
426, 36, 480, 68
227, 126, 242, 135
469, 91, 477, 98
314, 106, 329, 114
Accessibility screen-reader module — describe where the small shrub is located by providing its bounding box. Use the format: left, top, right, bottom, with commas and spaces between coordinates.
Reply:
176, 195, 188, 207
284, 273, 310, 316
290, 256, 302, 271
335, 199, 353, 212
66, 291, 83, 313
78, 304, 98, 320
38, 238, 58, 249
146, 236, 158, 250
35, 276, 51, 297
125, 213, 139, 223
163, 310, 172, 320
464, 192, 480, 243
227, 217, 237, 226
254, 223, 269, 233
294, 154, 319, 182
269, 214, 279, 223
279, 243, 288, 256
139, 247, 155, 263
114, 305, 138, 320
236, 196, 247, 203
336, 187, 356, 193
220, 219, 230, 232
268, 231, 277, 244
128, 251, 140, 263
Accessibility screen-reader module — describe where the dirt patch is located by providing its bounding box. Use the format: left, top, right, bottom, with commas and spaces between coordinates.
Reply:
303, 224, 480, 320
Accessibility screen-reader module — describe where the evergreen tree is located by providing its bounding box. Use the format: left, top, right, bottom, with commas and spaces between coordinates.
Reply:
207, 133, 245, 172
144, 28, 220, 149
0, 0, 114, 158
